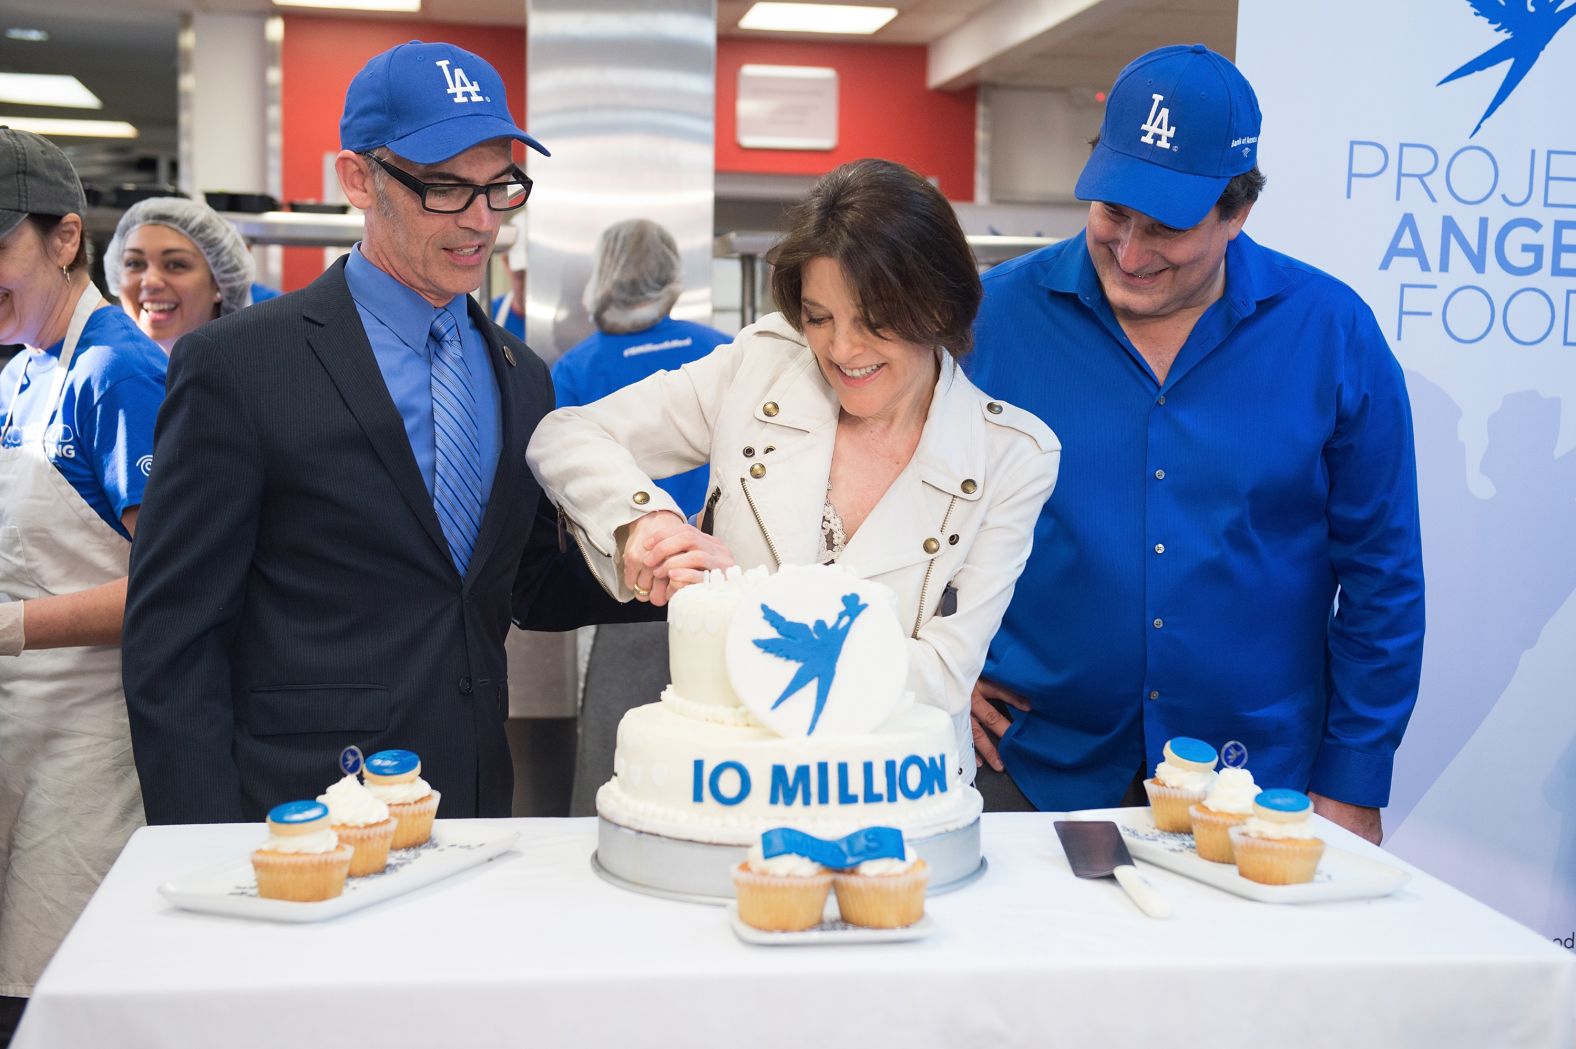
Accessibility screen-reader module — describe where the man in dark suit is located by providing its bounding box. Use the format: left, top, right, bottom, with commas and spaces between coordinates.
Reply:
124, 41, 644, 825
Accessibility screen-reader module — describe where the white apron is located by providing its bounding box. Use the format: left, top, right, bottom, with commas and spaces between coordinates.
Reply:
0, 290, 146, 996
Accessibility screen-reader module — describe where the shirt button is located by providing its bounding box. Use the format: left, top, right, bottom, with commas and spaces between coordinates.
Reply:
1154, 543, 1165, 554
1154, 469, 1166, 480
749, 463, 766, 479
1152, 618, 1164, 629
762, 401, 779, 417
632, 491, 650, 505
1157, 395, 1166, 406
459, 675, 473, 695
1149, 690, 1160, 700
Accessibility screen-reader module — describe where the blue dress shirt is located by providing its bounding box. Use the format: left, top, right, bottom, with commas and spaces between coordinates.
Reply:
345, 246, 500, 517
551, 315, 732, 518
967, 232, 1425, 810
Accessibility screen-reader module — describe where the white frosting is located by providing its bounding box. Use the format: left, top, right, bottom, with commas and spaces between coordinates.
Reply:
744, 843, 825, 877
1238, 815, 1319, 840
317, 774, 391, 827
1201, 767, 1258, 815
259, 827, 339, 854
365, 776, 433, 805
667, 567, 768, 713
853, 856, 920, 876
660, 685, 760, 726
1155, 759, 1216, 793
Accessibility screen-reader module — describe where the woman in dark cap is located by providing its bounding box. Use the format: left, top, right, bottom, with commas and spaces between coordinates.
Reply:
0, 128, 166, 1032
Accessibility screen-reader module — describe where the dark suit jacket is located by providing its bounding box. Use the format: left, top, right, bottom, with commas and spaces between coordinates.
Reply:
124, 258, 650, 825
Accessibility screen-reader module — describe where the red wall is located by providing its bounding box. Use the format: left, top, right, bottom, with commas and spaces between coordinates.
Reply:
278, 16, 526, 290
715, 39, 976, 201
277, 22, 974, 290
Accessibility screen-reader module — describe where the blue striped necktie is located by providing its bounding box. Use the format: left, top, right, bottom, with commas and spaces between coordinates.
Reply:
428, 310, 482, 575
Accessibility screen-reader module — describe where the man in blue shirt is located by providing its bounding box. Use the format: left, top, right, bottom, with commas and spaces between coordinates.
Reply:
966, 45, 1424, 843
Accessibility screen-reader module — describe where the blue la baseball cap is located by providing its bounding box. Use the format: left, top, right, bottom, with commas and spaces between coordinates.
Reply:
340, 40, 549, 163
1075, 44, 1260, 229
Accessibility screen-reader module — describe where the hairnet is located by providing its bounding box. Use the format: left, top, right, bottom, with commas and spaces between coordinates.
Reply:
507, 212, 528, 272
582, 218, 682, 334
105, 197, 255, 317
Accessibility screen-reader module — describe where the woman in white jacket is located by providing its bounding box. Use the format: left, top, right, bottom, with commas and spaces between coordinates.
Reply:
527, 159, 1060, 774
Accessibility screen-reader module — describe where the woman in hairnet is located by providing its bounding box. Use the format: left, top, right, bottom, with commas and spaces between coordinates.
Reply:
551, 218, 731, 518
0, 129, 166, 1035
105, 196, 254, 353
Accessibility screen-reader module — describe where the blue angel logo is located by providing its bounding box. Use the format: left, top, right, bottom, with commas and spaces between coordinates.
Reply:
753, 593, 868, 735
1440, 0, 1576, 137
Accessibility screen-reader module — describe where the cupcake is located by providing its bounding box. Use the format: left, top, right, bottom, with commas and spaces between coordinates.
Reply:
731, 843, 834, 932
317, 773, 397, 876
1230, 788, 1325, 885
1143, 737, 1218, 832
833, 855, 929, 929
1188, 767, 1259, 863
363, 749, 441, 849
251, 800, 354, 902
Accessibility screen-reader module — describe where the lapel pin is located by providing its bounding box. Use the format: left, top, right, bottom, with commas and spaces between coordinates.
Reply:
502, 345, 517, 367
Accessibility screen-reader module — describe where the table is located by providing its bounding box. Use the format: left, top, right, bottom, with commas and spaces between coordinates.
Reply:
15, 813, 1575, 1049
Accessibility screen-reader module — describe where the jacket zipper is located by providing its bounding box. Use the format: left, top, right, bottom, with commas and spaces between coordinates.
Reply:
557, 504, 620, 600
699, 485, 722, 535
739, 477, 782, 568
913, 495, 958, 638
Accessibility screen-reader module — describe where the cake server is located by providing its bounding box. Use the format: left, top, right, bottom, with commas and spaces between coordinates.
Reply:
1054, 820, 1172, 919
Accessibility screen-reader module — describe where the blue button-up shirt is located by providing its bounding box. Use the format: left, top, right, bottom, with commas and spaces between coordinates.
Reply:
967, 231, 1425, 810
345, 246, 501, 515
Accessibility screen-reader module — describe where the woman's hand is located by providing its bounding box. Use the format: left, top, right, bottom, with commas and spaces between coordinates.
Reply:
622, 512, 736, 605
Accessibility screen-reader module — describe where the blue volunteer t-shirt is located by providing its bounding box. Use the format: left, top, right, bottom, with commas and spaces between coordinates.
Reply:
0, 305, 167, 539
551, 315, 732, 518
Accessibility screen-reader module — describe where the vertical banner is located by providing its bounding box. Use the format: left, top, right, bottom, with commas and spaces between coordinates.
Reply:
1236, 1, 1576, 946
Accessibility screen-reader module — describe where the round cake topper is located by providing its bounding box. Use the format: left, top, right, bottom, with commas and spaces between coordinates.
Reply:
365, 749, 420, 777
339, 745, 364, 777
1220, 739, 1249, 769
1164, 736, 1218, 766
267, 800, 328, 825
1255, 788, 1312, 814
724, 566, 908, 738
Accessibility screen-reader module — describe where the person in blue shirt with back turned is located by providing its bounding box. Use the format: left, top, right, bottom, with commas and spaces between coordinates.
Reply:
551, 218, 730, 519
965, 44, 1425, 844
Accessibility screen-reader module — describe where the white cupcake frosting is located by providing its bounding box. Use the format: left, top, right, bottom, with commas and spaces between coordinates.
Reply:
364, 775, 433, 805
260, 827, 340, 854
1155, 759, 1216, 793
852, 856, 920, 876
317, 774, 391, 827
1201, 767, 1258, 815
745, 843, 826, 877
1238, 815, 1318, 840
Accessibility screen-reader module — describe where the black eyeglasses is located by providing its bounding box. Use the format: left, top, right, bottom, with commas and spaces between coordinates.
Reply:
362, 152, 532, 213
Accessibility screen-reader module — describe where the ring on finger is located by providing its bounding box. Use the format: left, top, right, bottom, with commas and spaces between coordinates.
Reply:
633, 584, 651, 599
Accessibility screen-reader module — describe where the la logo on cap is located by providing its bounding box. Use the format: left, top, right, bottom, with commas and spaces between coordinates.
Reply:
437, 58, 486, 104
1139, 93, 1176, 150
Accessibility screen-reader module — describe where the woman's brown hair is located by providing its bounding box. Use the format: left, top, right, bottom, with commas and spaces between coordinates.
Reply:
768, 158, 981, 358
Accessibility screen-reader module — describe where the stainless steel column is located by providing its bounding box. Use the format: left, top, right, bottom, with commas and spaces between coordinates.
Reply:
524, 0, 717, 363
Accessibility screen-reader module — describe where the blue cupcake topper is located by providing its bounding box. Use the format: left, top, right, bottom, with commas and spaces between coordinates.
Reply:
1168, 736, 1217, 765
1255, 788, 1312, 813
339, 745, 364, 777
267, 800, 328, 825
1220, 740, 1249, 769
760, 826, 906, 869
366, 749, 419, 776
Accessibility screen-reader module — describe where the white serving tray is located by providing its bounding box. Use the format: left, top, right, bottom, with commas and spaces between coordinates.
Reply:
727, 902, 935, 945
158, 823, 519, 923
1102, 809, 1410, 904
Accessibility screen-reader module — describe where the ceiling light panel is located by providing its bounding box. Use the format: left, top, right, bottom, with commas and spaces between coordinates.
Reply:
0, 73, 102, 110
271, 0, 421, 11
0, 116, 138, 138
739, 3, 898, 35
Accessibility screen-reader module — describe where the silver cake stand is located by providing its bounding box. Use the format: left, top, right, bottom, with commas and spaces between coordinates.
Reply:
591, 817, 987, 904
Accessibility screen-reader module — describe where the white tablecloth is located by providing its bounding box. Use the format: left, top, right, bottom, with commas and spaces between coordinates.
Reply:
14, 813, 1575, 1049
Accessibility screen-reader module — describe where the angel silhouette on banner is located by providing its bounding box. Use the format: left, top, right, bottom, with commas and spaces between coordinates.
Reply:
753, 593, 868, 735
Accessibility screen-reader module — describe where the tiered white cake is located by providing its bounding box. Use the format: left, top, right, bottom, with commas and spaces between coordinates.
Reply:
594, 564, 983, 897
